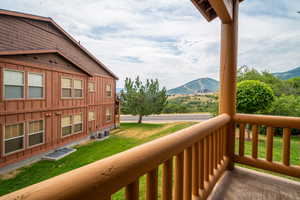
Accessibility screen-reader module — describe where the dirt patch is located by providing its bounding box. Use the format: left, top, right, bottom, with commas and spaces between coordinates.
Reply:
115, 122, 187, 139
0, 169, 20, 180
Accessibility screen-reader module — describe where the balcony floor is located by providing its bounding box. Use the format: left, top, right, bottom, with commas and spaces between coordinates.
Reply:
209, 167, 300, 200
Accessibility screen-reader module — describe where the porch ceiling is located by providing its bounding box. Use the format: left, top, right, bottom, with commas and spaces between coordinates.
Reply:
191, 0, 244, 23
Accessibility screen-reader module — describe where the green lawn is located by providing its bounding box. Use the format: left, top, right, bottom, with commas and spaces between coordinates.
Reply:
0, 122, 196, 196
1, 122, 299, 198
235, 133, 300, 181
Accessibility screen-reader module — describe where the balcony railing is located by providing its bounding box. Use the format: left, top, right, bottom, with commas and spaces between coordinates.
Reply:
1, 113, 300, 200
234, 114, 300, 178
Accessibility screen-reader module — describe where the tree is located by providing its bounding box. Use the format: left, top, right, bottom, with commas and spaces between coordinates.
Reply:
237, 80, 275, 114
237, 80, 275, 140
120, 77, 167, 123
237, 65, 284, 96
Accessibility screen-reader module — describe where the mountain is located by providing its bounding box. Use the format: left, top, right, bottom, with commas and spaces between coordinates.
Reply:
168, 78, 219, 95
273, 67, 300, 80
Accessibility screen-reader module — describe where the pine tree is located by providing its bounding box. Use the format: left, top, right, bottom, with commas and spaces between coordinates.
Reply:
120, 77, 168, 123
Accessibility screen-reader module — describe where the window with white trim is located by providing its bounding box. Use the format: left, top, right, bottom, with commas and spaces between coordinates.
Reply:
61, 116, 72, 137
73, 114, 83, 133
28, 73, 43, 99
88, 82, 95, 92
106, 108, 112, 122
61, 114, 83, 137
74, 80, 83, 98
88, 111, 95, 121
28, 120, 44, 147
106, 84, 112, 97
4, 123, 24, 154
4, 70, 24, 99
61, 78, 72, 98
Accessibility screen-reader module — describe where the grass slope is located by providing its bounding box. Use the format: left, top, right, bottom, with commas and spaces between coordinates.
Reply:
0, 122, 196, 196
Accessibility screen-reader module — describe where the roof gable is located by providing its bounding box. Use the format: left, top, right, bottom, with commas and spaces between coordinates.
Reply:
0, 9, 118, 79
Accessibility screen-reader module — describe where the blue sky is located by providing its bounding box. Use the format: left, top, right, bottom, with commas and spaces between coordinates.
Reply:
1, 0, 299, 89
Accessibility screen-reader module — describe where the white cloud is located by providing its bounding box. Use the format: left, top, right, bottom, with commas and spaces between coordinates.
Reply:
1, 0, 299, 89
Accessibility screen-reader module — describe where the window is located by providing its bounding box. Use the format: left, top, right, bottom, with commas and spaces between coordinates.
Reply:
61, 114, 83, 137
88, 111, 95, 121
4, 70, 24, 99
28, 120, 44, 147
74, 80, 83, 98
106, 108, 112, 122
61, 78, 83, 98
73, 114, 83, 133
28, 73, 43, 98
61, 78, 72, 98
106, 84, 112, 97
88, 82, 95, 92
61, 116, 72, 137
4, 123, 24, 154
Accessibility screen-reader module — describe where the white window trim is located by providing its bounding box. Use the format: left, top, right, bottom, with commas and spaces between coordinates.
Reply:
73, 79, 83, 99
28, 72, 45, 100
61, 77, 84, 99
3, 122, 25, 156
3, 69, 25, 100
61, 115, 73, 138
61, 113, 83, 138
88, 111, 96, 121
105, 108, 113, 122
27, 119, 45, 149
61, 77, 73, 99
88, 81, 95, 92
106, 84, 112, 98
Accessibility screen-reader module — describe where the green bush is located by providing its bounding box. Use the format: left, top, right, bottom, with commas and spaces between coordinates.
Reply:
237, 80, 275, 114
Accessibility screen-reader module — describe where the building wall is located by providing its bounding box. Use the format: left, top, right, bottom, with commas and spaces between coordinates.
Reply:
0, 15, 112, 76
0, 57, 116, 167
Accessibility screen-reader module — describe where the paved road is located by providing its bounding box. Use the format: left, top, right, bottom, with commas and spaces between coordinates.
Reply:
121, 113, 212, 122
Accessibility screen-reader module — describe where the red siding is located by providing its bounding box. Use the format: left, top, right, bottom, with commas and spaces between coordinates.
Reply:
0, 59, 116, 168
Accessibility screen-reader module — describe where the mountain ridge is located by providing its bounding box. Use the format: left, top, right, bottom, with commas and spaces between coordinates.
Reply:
167, 77, 219, 95
167, 66, 300, 95
273, 66, 300, 80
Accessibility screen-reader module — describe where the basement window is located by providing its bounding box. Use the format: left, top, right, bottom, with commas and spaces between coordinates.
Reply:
28, 73, 44, 99
4, 70, 24, 99
4, 123, 24, 155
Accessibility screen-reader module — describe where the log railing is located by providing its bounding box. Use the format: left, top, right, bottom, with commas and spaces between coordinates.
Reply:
234, 114, 300, 178
1, 114, 230, 200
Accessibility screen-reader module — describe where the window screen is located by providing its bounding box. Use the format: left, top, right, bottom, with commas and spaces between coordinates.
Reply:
106, 84, 112, 97
4, 123, 24, 154
28, 120, 44, 147
61, 78, 72, 98
73, 114, 83, 133
88, 82, 95, 92
62, 116, 72, 136
74, 80, 83, 97
106, 108, 112, 121
28, 73, 43, 98
4, 70, 24, 99
88, 111, 95, 121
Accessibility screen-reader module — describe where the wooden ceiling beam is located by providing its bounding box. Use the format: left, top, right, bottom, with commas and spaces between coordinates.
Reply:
191, 0, 244, 23
208, 0, 233, 23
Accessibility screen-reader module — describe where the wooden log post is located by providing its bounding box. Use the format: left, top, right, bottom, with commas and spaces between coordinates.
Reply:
219, 0, 239, 170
